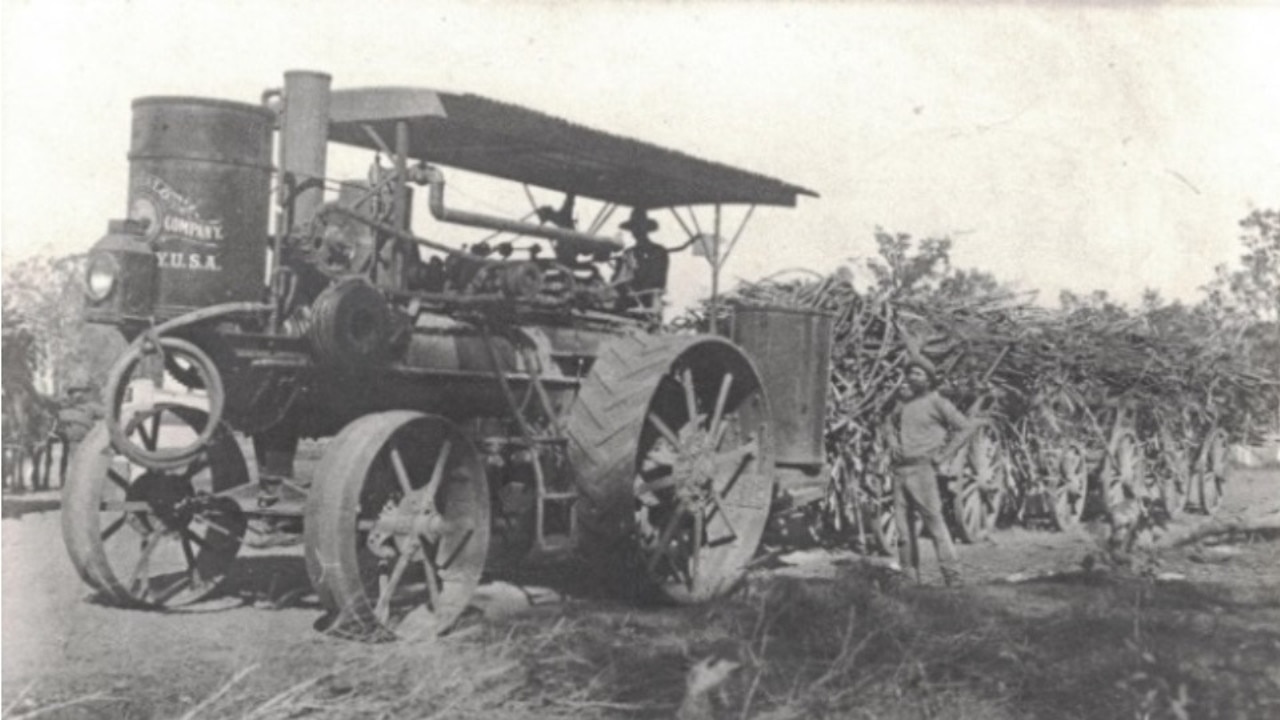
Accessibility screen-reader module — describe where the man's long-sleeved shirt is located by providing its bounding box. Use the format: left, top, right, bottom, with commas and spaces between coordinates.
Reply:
887, 391, 971, 463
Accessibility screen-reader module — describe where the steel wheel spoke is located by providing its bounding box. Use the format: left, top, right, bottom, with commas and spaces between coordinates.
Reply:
435, 528, 474, 573
375, 551, 414, 625
389, 446, 414, 497
420, 552, 442, 612
647, 413, 681, 449
179, 458, 211, 482
704, 492, 739, 541
423, 440, 453, 503
152, 574, 193, 605
107, 469, 130, 493
688, 509, 704, 592
181, 527, 209, 551
709, 373, 734, 441
646, 502, 689, 573
180, 533, 198, 569
101, 515, 128, 541
191, 515, 240, 542
679, 369, 698, 426
128, 531, 165, 599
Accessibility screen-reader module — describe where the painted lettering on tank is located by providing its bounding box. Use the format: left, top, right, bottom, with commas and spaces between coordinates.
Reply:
131, 172, 225, 246
156, 251, 222, 271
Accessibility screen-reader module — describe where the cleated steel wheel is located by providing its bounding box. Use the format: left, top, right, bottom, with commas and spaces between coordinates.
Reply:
61, 406, 248, 608
1049, 443, 1088, 531
304, 412, 490, 639
568, 335, 774, 604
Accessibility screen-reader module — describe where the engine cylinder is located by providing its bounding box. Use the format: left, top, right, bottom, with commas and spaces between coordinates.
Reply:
128, 97, 273, 314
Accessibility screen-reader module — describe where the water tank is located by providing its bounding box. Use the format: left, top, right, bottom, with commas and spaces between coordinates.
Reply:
731, 305, 833, 469
128, 97, 274, 314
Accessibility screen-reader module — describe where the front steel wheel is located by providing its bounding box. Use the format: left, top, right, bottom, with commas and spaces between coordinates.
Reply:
304, 412, 490, 639
61, 407, 248, 608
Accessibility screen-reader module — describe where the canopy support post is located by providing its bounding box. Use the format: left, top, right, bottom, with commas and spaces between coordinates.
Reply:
710, 204, 722, 336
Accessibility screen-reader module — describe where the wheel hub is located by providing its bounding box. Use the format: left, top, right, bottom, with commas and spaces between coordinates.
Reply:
667, 425, 724, 508
128, 472, 197, 529
368, 491, 451, 559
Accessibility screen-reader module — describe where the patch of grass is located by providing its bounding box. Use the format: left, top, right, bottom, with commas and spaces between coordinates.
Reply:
143, 562, 1280, 720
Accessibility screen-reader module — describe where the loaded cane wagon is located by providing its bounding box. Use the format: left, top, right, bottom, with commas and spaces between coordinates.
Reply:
63, 71, 834, 638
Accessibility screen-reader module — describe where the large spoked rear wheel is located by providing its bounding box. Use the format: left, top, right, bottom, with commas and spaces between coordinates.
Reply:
61, 406, 248, 608
304, 412, 490, 640
568, 335, 774, 604
1048, 443, 1088, 531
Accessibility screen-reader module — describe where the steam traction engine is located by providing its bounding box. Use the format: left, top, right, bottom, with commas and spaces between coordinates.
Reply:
64, 71, 826, 637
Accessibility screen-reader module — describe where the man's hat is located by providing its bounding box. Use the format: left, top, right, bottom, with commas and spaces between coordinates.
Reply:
620, 208, 658, 234
904, 354, 937, 379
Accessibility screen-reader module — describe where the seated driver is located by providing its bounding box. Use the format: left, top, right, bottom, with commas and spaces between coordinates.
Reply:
615, 208, 669, 311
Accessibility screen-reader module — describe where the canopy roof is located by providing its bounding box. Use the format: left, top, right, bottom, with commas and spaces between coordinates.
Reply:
327, 87, 817, 209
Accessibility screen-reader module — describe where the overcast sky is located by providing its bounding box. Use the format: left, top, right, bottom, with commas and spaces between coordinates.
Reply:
3, 1, 1278, 310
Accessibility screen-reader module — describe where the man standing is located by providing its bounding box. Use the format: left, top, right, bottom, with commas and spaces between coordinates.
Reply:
885, 356, 972, 586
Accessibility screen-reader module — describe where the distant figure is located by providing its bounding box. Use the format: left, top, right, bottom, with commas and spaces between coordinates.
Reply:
616, 208, 669, 311
884, 356, 971, 586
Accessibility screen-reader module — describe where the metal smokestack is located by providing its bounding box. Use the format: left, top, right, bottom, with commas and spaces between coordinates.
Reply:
280, 71, 331, 234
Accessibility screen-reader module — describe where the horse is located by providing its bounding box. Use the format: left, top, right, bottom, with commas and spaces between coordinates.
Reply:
1, 382, 63, 493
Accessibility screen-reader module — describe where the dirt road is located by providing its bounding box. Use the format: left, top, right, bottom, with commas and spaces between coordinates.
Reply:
2, 467, 1277, 718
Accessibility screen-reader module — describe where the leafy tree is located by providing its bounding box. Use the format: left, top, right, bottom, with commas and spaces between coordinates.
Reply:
1203, 208, 1280, 323
1, 254, 125, 394
864, 229, 953, 299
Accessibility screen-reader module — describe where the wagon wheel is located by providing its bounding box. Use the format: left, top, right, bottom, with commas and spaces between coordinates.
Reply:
950, 425, 1004, 544
568, 335, 774, 604
1049, 443, 1088, 531
1098, 432, 1141, 514
304, 412, 490, 639
820, 453, 862, 549
867, 472, 899, 556
1194, 429, 1228, 514
61, 407, 248, 608
1155, 445, 1191, 520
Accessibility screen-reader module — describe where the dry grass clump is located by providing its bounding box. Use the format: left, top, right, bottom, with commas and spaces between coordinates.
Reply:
152, 561, 1279, 720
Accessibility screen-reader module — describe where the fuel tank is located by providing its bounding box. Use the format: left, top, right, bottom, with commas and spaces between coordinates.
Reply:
128, 97, 273, 314
731, 305, 834, 469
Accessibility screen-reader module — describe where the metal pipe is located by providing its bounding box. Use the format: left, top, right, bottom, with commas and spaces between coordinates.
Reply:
710, 204, 721, 335
417, 166, 621, 253
280, 70, 331, 234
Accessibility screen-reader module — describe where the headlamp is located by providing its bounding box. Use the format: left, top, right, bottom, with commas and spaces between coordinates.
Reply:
85, 252, 119, 302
